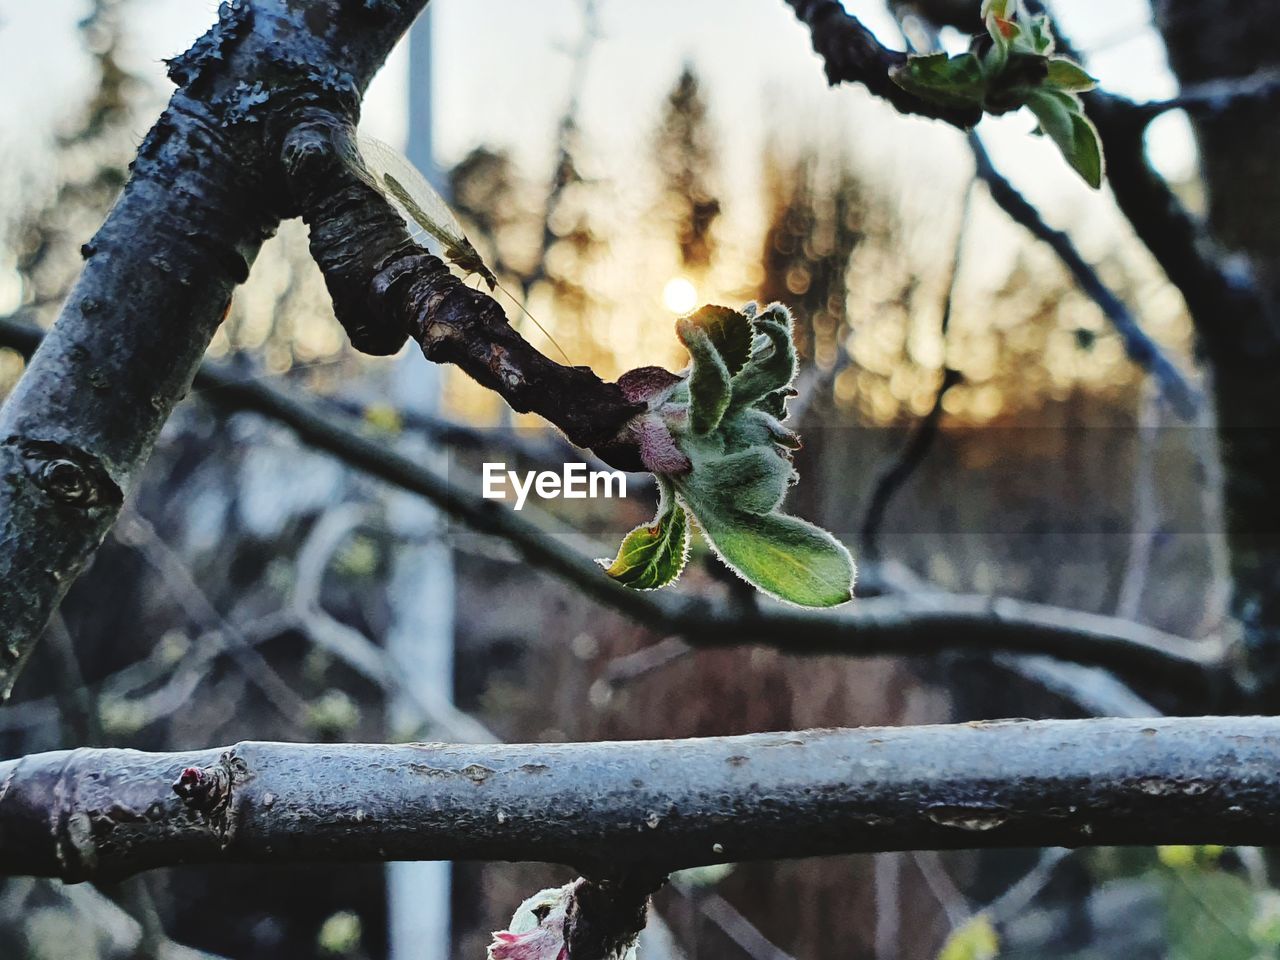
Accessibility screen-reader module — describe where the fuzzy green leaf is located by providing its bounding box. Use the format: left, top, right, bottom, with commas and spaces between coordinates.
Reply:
1026, 89, 1104, 188
600, 492, 690, 590
679, 447, 794, 517
678, 323, 732, 435
756, 387, 795, 420
680, 493, 856, 608
1045, 58, 1097, 91
892, 52, 987, 109
730, 316, 798, 409
682, 305, 754, 377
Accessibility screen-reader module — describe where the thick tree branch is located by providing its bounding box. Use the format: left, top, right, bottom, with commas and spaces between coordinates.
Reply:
782, 0, 981, 127
3, 717, 1278, 881
785, 1, 1200, 415
277, 113, 643, 454
0, 0, 652, 697
0, 0, 431, 697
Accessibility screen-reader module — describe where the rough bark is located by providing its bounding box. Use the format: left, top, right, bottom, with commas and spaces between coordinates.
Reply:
278, 114, 641, 451
2, 717, 1279, 882
0, 0, 427, 695
0, 0, 645, 698
1151, 0, 1280, 683
783, 0, 981, 127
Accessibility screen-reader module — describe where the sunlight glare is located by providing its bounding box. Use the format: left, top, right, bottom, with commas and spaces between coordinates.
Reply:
662, 277, 698, 315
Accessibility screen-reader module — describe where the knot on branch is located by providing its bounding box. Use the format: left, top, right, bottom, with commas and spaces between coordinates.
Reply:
3, 437, 123, 511
173, 750, 246, 841
282, 115, 415, 355
281, 115, 644, 457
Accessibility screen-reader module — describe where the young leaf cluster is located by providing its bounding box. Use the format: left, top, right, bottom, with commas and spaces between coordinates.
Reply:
891, 0, 1104, 188
600, 303, 856, 608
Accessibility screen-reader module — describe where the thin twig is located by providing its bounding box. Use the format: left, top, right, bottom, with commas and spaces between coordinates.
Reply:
968, 133, 1200, 419
114, 511, 310, 726
859, 181, 973, 558
1130, 69, 1280, 122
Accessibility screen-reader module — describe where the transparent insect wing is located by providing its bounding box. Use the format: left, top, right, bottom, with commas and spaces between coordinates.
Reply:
355, 135, 493, 284
356, 134, 565, 358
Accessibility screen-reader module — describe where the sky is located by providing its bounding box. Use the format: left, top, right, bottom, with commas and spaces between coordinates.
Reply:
0, 0, 1198, 328
0, 0, 1192, 178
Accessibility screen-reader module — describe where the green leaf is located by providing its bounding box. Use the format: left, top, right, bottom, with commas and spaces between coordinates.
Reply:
1045, 57, 1097, 91
678, 322, 732, 435
682, 305, 753, 377
678, 487, 855, 608
892, 53, 987, 109
730, 316, 798, 409
1025, 89, 1105, 188
1160, 867, 1256, 960
680, 447, 794, 516
600, 488, 690, 590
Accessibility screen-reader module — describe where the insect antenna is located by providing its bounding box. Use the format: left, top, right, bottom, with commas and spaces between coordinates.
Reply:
494, 280, 573, 365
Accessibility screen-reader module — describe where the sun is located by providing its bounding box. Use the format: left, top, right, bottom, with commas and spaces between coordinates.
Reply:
662, 277, 698, 315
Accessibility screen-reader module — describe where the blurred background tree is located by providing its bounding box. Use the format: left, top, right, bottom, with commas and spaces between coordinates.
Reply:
0, 0, 1269, 958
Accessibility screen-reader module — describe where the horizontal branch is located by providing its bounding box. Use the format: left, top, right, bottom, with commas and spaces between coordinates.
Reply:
3, 717, 1278, 881
786, 0, 1271, 373
1130, 68, 1280, 122
0, 317, 1224, 698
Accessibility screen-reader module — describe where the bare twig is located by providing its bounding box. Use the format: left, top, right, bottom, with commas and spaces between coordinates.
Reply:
1115, 386, 1162, 622
114, 512, 310, 726
677, 884, 797, 960
860, 181, 973, 558
874, 853, 902, 960
1130, 69, 1280, 122
992, 655, 1162, 718
0, 0, 433, 696
912, 851, 969, 928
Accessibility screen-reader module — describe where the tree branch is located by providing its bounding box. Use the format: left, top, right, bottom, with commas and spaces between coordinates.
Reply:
0, 0, 655, 698
860, 182, 972, 558
3, 717, 1278, 881
0, 317, 1225, 697
782, 0, 981, 127
0, 0, 431, 698
782, 0, 1201, 416
967, 133, 1200, 419
1129, 68, 1280, 122
278, 112, 643, 454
